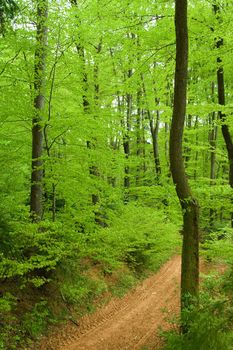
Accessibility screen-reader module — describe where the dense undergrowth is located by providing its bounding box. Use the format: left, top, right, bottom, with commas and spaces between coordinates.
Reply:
161, 231, 233, 350
0, 203, 180, 350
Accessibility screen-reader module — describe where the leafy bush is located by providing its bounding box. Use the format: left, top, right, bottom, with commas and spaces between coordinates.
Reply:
0, 293, 20, 350
83, 204, 180, 274
163, 297, 233, 350
202, 234, 233, 264
22, 300, 52, 339
110, 272, 137, 297
0, 203, 180, 349
0, 220, 80, 284
60, 274, 107, 313
162, 265, 233, 350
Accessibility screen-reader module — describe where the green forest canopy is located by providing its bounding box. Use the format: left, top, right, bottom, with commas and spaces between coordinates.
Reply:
1, 0, 233, 349
1, 0, 233, 225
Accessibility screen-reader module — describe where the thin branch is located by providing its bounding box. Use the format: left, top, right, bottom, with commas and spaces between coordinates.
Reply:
48, 129, 69, 151
0, 50, 21, 76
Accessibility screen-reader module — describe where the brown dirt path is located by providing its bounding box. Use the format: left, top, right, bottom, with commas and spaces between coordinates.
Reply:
36, 255, 181, 350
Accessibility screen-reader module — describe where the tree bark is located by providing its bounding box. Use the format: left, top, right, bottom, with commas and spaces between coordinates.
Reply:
123, 69, 132, 201
149, 109, 161, 181
184, 114, 192, 165
30, 0, 48, 222
209, 83, 218, 227
169, 0, 199, 310
141, 74, 161, 182
71, 0, 102, 213
193, 116, 199, 180
214, 4, 233, 227
89, 40, 102, 207
165, 121, 170, 171
136, 88, 142, 186
123, 92, 131, 189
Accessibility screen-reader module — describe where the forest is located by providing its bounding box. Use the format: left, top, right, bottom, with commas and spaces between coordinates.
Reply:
1, 0, 233, 349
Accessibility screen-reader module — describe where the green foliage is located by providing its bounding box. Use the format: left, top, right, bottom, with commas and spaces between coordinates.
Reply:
0, 201, 179, 349
160, 230, 233, 350
202, 229, 233, 264
110, 272, 137, 297
0, 221, 76, 283
2, 0, 233, 348
163, 311, 233, 350
60, 273, 107, 313
162, 262, 233, 350
0, 292, 15, 313
0, 0, 18, 33
83, 204, 180, 273
22, 301, 52, 339
58, 204, 180, 309
0, 297, 54, 349
0, 293, 20, 350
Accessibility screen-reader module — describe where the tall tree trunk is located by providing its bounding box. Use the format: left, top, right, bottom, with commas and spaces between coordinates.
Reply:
165, 121, 170, 171
123, 92, 131, 189
193, 116, 199, 180
71, 0, 102, 215
30, 0, 48, 222
209, 111, 218, 227
209, 83, 218, 227
165, 81, 172, 175
151, 69, 161, 181
141, 74, 161, 181
148, 110, 161, 181
123, 70, 132, 201
141, 109, 147, 177
89, 41, 102, 207
135, 36, 144, 186
170, 0, 199, 311
214, 4, 233, 227
136, 88, 142, 186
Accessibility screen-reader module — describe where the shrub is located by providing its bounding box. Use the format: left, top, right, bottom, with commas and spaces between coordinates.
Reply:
22, 300, 52, 339
162, 268, 233, 350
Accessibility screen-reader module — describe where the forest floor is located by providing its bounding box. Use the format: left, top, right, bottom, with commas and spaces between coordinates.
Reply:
34, 255, 181, 350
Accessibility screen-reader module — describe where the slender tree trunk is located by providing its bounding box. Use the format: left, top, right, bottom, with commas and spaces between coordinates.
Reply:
209, 112, 217, 181
165, 121, 170, 171
135, 36, 145, 186
151, 74, 161, 180
89, 41, 102, 207
42, 35, 61, 222
71, 0, 102, 214
165, 81, 172, 175
30, 0, 48, 222
141, 74, 161, 181
170, 0, 199, 311
136, 88, 142, 186
209, 83, 218, 227
123, 92, 131, 189
149, 110, 161, 181
214, 4, 233, 227
141, 109, 147, 177
193, 116, 199, 180
123, 70, 132, 201
209, 111, 218, 227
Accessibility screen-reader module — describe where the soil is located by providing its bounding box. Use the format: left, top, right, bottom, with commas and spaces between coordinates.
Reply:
35, 255, 181, 350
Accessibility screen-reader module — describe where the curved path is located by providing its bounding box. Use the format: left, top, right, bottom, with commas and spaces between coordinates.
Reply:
37, 256, 181, 350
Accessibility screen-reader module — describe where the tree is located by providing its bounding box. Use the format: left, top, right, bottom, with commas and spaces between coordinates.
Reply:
214, 3, 233, 227
169, 0, 199, 310
30, 0, 48, 221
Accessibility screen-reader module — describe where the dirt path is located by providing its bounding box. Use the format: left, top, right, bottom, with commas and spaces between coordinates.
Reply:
37, 255, 181, 350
